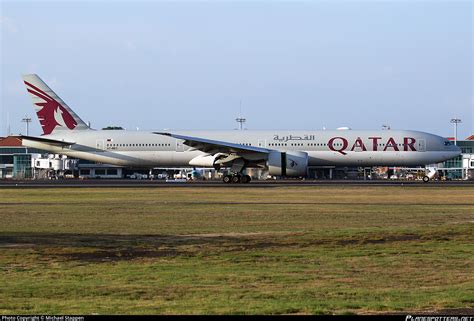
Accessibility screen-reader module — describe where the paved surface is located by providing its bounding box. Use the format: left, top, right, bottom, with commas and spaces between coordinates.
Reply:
0, 179, 472, 188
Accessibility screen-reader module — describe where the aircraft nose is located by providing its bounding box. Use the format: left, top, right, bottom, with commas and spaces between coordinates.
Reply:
453, 144, 462, 155
447, 143, 462, 157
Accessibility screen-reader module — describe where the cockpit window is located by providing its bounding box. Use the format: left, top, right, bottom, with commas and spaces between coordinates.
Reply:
444, 140, 453, 146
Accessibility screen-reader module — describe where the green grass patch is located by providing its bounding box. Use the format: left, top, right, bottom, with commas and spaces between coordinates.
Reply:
0, 186, 473, 314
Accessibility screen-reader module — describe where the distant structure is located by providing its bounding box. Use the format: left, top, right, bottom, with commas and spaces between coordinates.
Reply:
450, 118, 462, 145
235, 116, 246, 130
382, 124, 391, 130
234, 100, 247, 130
21, 116, 32, 136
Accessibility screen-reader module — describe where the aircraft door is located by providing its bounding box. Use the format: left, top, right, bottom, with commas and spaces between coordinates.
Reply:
418, 139, 426, 152
176, 140, 185, 152
258, 139, 266, 148
96, 139, 104, 152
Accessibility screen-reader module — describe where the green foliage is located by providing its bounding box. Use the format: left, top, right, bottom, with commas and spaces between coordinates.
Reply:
102, 126, 124, 130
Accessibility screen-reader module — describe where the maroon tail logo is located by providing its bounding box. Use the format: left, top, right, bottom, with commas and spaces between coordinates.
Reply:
24, 81, 77, 135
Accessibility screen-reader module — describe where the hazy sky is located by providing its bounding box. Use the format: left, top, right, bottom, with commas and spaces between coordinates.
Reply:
1, 1, 472, 138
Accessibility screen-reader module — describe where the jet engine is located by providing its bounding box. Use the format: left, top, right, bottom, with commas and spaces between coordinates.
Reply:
189, 153, 227, 168
267, 151, 308, 177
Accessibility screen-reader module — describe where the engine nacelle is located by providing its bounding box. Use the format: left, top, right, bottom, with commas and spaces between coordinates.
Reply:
267, 151, 308, 177
189, 153, 225, 168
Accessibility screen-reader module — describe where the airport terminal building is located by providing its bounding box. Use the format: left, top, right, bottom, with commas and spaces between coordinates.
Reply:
440, 136, 474, 179
0, 136, 121, 179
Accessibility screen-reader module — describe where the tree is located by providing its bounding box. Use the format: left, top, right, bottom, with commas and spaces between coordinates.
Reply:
102, 126, 124, 130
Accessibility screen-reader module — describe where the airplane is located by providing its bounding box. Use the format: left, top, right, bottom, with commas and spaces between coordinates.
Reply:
20, 74, 461, 183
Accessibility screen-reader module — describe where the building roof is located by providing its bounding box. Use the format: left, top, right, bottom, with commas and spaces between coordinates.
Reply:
0, 136, 23, 147
446, 136, 473, 141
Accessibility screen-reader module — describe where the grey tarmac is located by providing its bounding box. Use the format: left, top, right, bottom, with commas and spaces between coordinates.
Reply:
0, 179, 472, 188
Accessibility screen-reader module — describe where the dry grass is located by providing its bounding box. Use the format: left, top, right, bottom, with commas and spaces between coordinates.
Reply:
0, 186, 473, 314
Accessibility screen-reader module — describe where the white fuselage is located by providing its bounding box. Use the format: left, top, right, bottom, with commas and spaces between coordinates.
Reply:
23, 129, 461, 168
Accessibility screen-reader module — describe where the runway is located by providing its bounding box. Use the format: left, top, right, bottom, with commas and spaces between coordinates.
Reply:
0, 179, 472, 188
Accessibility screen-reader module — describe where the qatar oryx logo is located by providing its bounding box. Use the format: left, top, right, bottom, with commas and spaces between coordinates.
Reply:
24, 80, 77, 135
288, 158, 298, 168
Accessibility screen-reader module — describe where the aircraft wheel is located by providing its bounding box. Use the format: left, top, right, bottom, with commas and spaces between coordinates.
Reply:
422, 176, 430, 183
241, 175, 251, 184
223, 175, 232, 183
231, 175, 241, 184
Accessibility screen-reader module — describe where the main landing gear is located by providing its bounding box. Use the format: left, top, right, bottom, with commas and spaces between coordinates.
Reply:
223, 174, 251, 184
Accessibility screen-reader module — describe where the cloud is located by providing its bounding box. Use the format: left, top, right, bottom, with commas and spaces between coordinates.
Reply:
125, 40, 137, 51
382, 66, 394, 76
6, 79, 24, 96
0, 16, 19, 34
45, 76, 61, 91
5, 74, 60, 97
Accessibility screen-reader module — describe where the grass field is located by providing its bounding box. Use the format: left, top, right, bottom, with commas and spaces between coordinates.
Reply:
0, 186, 473, 314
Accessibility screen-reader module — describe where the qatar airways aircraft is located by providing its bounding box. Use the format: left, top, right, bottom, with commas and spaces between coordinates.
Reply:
20, 74, 461, 183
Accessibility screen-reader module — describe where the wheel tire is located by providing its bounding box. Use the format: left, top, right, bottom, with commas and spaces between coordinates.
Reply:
231, 175, 241, 184
241, 175, 251, 183
223, 175, 232, 183
422, 176, 430, 183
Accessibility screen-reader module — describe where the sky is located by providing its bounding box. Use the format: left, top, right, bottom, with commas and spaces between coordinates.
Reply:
1, 0, 472, 139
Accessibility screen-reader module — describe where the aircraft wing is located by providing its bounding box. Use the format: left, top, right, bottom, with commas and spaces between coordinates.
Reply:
154, 132, 270, 155
20, 135, 75, 147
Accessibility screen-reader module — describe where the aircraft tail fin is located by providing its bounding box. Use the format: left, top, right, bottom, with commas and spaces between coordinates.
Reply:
22, 74, 91, 135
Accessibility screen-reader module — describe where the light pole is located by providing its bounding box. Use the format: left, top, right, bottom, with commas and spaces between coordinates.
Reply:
450, 118, 462, 145
235, 100, 246, 130
21, 116, 32, 136
235, 116, 246, 130
21, 116, 32, 155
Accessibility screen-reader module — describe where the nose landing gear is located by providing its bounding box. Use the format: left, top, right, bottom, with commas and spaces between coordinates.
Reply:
223, 174, 251, 184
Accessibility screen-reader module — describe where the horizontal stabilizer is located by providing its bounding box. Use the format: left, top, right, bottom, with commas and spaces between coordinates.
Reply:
19, 135, 75, 147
